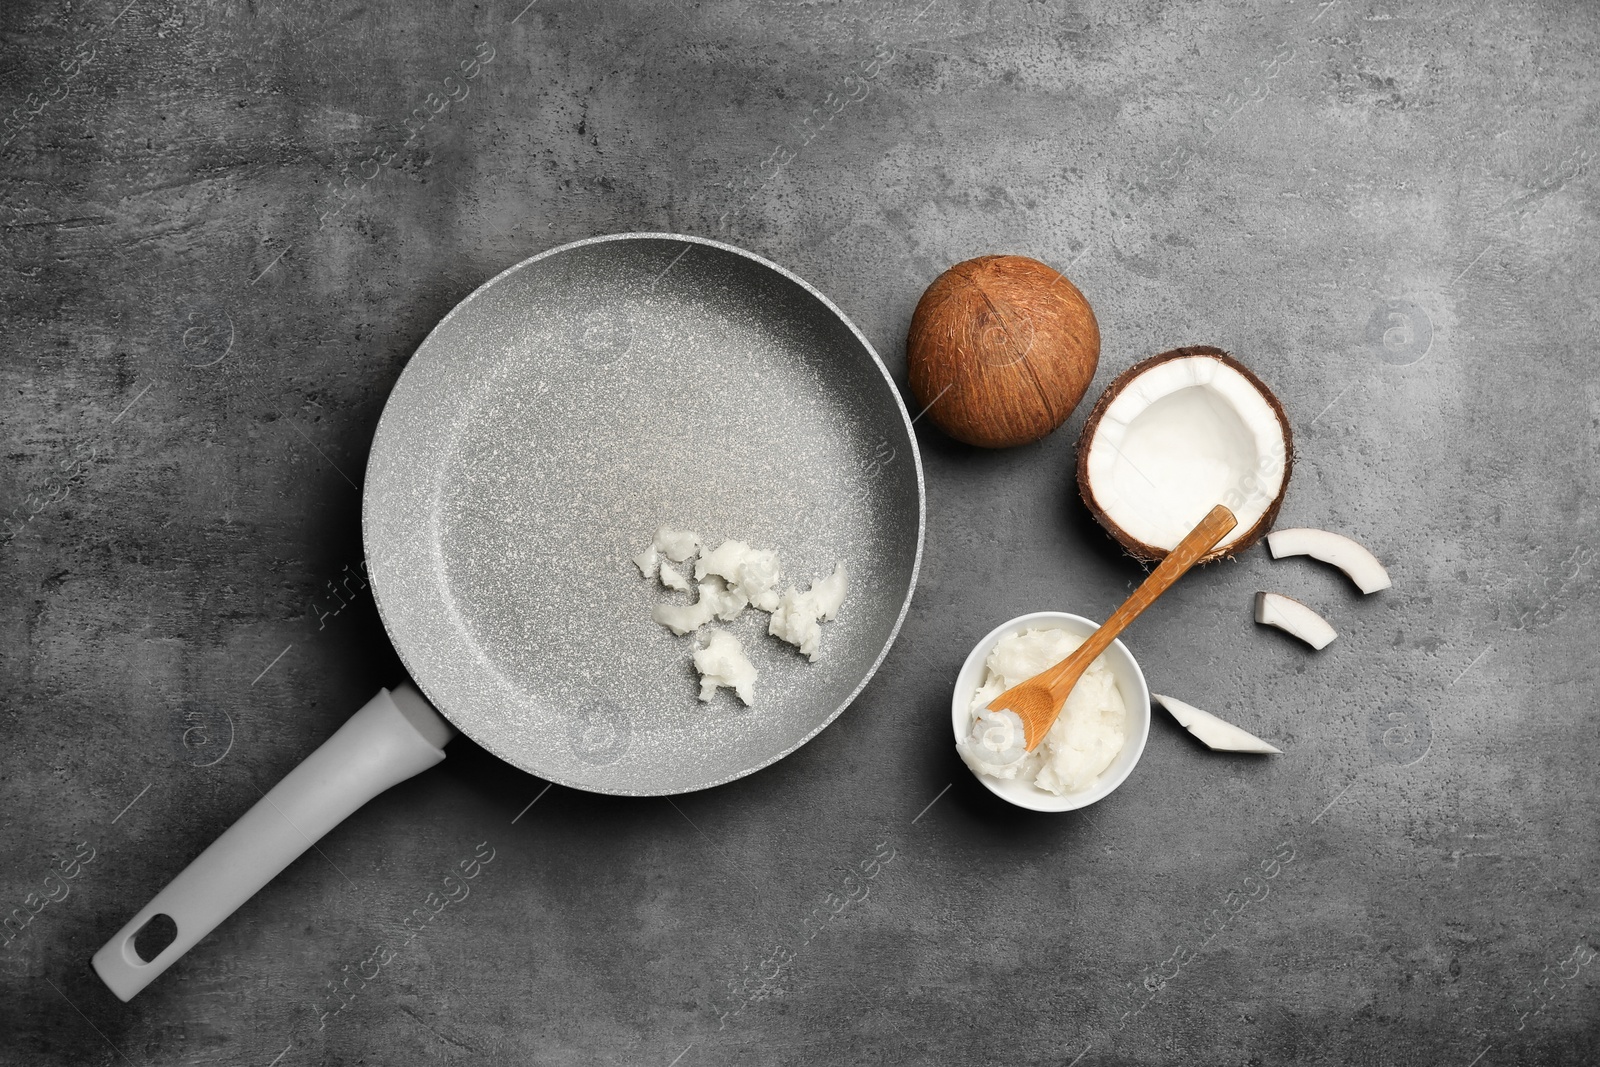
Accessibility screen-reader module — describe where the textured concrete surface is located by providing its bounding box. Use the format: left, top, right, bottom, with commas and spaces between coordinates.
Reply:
2, 0, 1597, 1064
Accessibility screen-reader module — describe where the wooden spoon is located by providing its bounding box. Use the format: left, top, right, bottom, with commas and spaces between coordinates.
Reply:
989, 504, 1238, 750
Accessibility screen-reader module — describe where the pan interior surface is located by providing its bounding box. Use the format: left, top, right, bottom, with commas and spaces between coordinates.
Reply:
365, 236, 922, 795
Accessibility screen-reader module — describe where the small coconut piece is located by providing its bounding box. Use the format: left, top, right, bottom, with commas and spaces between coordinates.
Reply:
1266, 527, 1391, 594
1254, 592, 1337, 650
1154, 694, 1281, 754
632, 544, 659, 578
654, 526, 702, 563
658, 560, 690, 592
1077, 346, 1293, 563
906, 255, 1100, 448
693, 629, 757, 705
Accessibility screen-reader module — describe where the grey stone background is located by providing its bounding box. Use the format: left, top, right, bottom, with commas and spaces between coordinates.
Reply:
2, 0, 1596, 1063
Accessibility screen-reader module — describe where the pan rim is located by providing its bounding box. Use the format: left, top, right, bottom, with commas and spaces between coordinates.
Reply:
363, 231, 926, 796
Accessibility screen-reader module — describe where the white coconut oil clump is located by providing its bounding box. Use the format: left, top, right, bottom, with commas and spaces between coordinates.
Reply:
768, 563, 849, 661
634, 528, 849, 707
693, 630, 757, 705
696, 540, 782, 612
651, 575, 745, 635
657, 560, 691, 592
957, 627, 1126, 796
654, 526, 702, 563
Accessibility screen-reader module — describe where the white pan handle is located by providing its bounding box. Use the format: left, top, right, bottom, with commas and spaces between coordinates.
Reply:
92, 684, 455, 1001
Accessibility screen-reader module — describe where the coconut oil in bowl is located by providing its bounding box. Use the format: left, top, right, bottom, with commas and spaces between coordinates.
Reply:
951, 611, 1151, 812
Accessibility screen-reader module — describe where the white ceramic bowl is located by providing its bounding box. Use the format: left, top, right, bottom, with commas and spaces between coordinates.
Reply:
951, 611, 1151, 812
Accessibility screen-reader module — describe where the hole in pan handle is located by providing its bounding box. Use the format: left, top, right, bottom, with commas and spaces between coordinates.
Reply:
90, 684, 455, 1002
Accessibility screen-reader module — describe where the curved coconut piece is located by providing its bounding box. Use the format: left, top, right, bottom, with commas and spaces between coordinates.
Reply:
1076, 346, 1293, 563
1154, 694, 1281, 754
1254, 592, 1336, 650
1266, 527, 1391, 593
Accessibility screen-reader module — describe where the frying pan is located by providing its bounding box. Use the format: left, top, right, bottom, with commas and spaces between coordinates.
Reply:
92, 233, 925, 1001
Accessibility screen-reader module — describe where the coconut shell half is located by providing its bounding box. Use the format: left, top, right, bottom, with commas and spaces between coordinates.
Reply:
1076, 345, 1294, 563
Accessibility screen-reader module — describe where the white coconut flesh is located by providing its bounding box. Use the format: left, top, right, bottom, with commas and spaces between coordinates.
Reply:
1254, 592, 1337, 650
1084, 355, 1288, 554
1154, 694, 1281, 754
1266, 527, 1391, 593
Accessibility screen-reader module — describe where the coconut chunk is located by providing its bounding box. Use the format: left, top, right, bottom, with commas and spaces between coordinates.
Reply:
632, 544, 659, 578
1266, 527, 1391, 594
1254, 592, 1337, 650
693, 629, 757, 705
1154, 694, 1280, 754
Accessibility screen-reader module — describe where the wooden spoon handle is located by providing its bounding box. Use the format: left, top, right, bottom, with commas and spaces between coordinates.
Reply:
1041, 505, 1238, 696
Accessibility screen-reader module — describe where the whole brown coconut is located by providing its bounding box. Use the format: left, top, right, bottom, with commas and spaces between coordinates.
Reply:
906, 255, 1100, 448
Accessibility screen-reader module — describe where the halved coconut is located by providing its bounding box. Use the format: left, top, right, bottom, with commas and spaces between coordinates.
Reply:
1077, 346, 1293, 562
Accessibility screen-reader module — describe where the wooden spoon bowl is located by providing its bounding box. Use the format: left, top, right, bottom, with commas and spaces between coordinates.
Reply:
989, 505, 1238, 750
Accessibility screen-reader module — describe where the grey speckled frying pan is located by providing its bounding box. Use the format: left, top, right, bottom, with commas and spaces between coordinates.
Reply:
93, 233, 925, 1001
369, 232, 924, 794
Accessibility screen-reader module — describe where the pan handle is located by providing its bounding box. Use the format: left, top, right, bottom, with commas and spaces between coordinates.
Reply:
91, 684, 455, 1002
